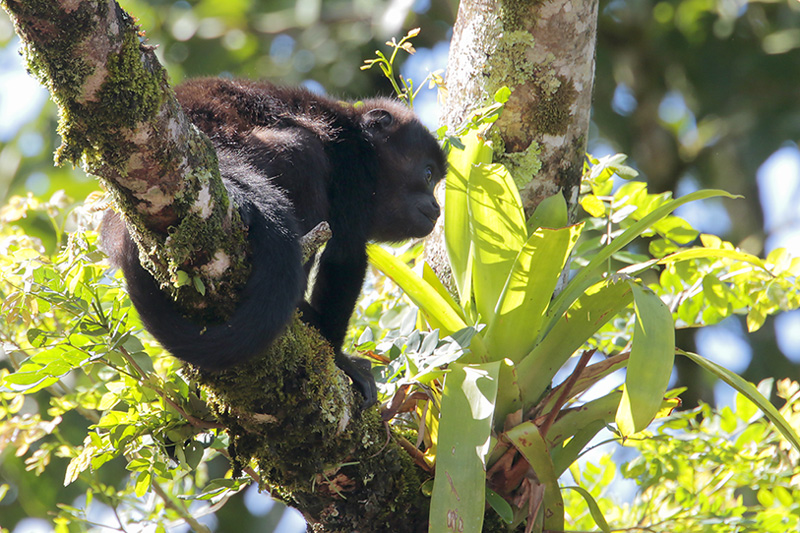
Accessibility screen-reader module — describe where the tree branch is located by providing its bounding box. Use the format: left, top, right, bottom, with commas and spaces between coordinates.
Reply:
2, 0, 250, 318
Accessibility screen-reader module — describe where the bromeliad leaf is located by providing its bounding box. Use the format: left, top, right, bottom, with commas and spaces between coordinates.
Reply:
367, 245, 468, 336
516, 280, 634, 409
505, 422, 564, 532
615, 283, 675, 436
445, 129, 493, 308
679, 349, 800, 454
429, 362, 500, 533
468, 162, 526, 323
483, 224, 582, 364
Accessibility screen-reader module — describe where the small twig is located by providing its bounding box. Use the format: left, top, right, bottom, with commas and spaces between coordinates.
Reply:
151, 480, 211, 533
117, 346, 224, 430
300, 221, 332, 263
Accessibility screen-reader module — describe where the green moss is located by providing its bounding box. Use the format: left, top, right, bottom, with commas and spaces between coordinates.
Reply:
65, 24, 165, 169
3, 1, 166, 172
531, 74, 577, 136
5, 0, 95, 103
186, 315, 429, 531
186, 315, 355, 487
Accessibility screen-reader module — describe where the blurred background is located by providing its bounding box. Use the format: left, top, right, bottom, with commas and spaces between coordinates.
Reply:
1, 0, 800, 531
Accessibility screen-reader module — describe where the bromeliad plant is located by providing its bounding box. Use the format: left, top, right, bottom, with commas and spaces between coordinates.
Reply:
367, 94, 800, 531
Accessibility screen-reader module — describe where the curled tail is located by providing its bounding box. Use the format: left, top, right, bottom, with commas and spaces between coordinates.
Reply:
102, 171, 305, 371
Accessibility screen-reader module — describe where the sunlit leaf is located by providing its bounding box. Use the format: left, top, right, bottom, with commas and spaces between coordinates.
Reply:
616, 284, 675, 436
445, 129, 492, 307
429, 362, 500, 533
517, 280, 633, 408
468, 163, 526, 322
484, 224, 582, 363
561, 486, 611, 532
367, 245, 468, 337
679, 349, 800, 454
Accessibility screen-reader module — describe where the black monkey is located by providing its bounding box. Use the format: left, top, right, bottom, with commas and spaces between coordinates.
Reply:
102, 78, 446, 407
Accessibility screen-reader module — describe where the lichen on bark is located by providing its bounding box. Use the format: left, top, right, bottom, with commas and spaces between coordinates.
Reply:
442, 0, 598, 216
3, 0, 251, 319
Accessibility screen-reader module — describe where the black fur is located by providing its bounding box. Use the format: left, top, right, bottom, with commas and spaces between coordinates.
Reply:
103, 78, 446, 407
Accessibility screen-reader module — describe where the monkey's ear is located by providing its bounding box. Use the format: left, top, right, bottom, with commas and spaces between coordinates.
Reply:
362, 109, 394, 131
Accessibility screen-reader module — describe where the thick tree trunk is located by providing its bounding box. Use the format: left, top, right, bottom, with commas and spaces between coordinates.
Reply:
428, 0, 598, 293
443, 0, 598, 216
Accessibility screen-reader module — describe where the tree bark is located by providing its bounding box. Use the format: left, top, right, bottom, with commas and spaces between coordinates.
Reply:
1, 0, 250, 319
428, 0, 598, 294
1, 1, 429, 531
443, 0, 598, 217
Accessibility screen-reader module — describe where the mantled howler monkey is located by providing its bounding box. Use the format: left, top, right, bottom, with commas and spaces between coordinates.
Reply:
102, 78, 446, 407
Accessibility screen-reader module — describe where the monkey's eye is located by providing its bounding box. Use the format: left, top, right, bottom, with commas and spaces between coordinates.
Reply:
424, 166, 434, 185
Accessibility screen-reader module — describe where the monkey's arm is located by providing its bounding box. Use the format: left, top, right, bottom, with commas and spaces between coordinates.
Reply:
304, 238, 377, 407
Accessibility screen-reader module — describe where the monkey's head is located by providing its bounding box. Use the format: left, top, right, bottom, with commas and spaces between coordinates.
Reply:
359, 99, 447, 242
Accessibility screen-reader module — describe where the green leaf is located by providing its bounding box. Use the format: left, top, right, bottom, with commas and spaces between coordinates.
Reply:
561, 486, 611, 533
616, 283, 675, 436
505, 422, 564, 532
493, 86, 512, 104
367, 245, 467, 337
134, 471, 152, 498
184, 440, 204, 470
550, 420, 606, 477
547, 391, 622, 451
429, 362, 500, 533
701, 274, 733, 313
486, 487, 513, 524
527, 192, 569, 233
679, 349, 800, 454
660, 246, 767, 269
175, 270, 190, 287
483, 224, 582, 363
579, 194, 606, 217
545, 189, 738, 338
192, 275, 206, 296
517, 280, 634, 408
445, 129, 493, 306
422, 262, 468, 324
493, 359, 522, 433
468, 163, 527, 322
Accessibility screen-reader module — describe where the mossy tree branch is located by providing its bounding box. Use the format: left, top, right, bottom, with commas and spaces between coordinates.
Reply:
1, 0, 249, 318
1, 1, 433, 531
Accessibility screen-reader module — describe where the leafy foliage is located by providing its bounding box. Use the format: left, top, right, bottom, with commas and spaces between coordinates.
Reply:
3, 3, 800, 531
0, 194, 252, 532
566, 380, 800, 532
365, 98, 800, 531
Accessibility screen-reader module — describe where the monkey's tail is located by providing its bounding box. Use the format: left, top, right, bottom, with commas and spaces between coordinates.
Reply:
104, 183, 305, 371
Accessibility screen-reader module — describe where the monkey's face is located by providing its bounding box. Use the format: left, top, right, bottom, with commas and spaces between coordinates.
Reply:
367, 119, 446, 242
358, 99, 447, 242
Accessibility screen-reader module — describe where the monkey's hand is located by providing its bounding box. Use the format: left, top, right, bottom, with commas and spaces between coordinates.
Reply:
335, 351, 378, 409
299, 302, 377, 409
